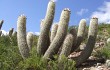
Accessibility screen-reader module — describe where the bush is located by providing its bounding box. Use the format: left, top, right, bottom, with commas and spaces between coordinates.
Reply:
17, 48, 76, 70
93, 44, 110, 59
0, 36, 22, 70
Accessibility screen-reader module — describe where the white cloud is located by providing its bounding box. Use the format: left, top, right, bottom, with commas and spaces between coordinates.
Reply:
0, 30, 40, 36
35, 32, 40, 36
1, 30, 9, 35
77, 9, 88, 16
91, 1, 110, 23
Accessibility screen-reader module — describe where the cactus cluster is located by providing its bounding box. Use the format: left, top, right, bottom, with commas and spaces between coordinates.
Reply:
14, 0, 98, 66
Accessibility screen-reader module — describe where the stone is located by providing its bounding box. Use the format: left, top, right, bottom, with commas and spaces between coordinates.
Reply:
107, 38, 110, 44
106, 59, 110, 68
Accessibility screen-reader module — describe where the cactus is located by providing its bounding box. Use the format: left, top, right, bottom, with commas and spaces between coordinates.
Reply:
27, 32, 33, 51
37, 1, 55, 55
58, 33, 74, 61
9, 28, 14, 37
17, 15, 29, 59
40, 19, 44, 30
12, 31, 17, 37
71, 19, 86, 52
50, 23, 58, 42
75, 17, 98, 66
0, 20, 4, 30
69, 28, 77, 48
0, 30, 2, 36
13, 0, 98, 66
43, 8, 71, 60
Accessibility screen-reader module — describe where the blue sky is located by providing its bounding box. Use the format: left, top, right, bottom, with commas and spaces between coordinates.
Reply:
0, 0, 110, 34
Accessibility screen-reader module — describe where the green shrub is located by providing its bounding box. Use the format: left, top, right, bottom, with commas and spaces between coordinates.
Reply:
93, 44, 110, 59
17, 48, 76, 70
0, 36, 22, 70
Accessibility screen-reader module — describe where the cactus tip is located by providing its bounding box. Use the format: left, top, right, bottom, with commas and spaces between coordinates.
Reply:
92, 17, 98, 19
41, 19, 44, 22
19, 14, 27, 19
81, 19, 86, 22
64, 8, 71, 12
50, 0, 56, 2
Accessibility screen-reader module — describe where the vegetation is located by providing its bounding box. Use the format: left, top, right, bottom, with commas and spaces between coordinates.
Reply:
0, 0, 110, 70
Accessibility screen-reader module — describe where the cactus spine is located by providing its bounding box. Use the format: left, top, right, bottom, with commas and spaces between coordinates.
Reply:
27, 32, 33, 51
37, 1, 55, 55
50, 23, 58, 42
43, 8, 71, 60
17, 15, 29, 59
75, 17, 98, 66
71, 19, 86, 52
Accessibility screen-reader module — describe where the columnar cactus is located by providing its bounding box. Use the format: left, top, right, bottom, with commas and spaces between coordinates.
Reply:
17, 15, 29, 59
0, 30, 2, 36
12, 31, 17, 37
75, 17, 98, 66
50, 23, 58, 42
40, 19, 44, 29
0, 20, 4, 30
69, 28, 77, 48
43, 8, 71, 60
9, 28, 14, 37
27, 32, 33, 51
37, 1, 55, 55
71, 19, 86, 52
58, 33, 74, 61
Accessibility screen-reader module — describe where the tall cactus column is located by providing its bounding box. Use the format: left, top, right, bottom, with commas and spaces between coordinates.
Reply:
17, 15, 29, 59
50, 23, 58, 42
27, 32, 33, 51
75, 17, 98, 66
58, 33, 74, 61
71, 19, 86, 52
37, 1, 55, 55
9, 28, 14, 37
43, 8, 71, 60
0, 20, 4, 30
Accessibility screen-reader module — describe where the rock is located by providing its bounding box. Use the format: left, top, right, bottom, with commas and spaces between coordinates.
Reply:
107, 38, 110, 44
90, 67, 99, 70
83, 68, 90, 70
97, 63, 101, 66
106, 59, 110, 68
95, 42, 100, 48
99, 42, 105, 46
80, 44, 86, 50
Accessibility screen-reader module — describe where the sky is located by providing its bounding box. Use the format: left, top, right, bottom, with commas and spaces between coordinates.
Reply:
0, 0, 110, 35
